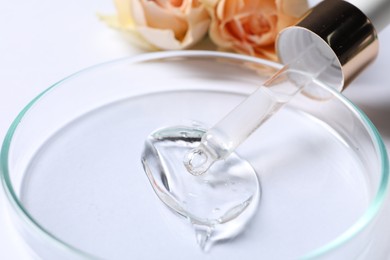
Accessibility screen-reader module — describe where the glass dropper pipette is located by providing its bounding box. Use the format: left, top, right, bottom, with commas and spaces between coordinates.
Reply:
184, 44, 335, 175
184, 0, 389, 176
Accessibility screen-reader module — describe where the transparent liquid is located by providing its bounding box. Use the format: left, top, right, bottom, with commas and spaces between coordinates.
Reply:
19, 91, 369, 259
142, 125, 260, 251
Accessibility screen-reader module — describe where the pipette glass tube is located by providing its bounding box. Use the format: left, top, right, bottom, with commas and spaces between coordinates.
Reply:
184, 47, 334, 176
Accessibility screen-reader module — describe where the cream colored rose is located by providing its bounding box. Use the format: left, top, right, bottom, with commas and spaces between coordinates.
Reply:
103, 0, 211, 50
203, 0, 309, 60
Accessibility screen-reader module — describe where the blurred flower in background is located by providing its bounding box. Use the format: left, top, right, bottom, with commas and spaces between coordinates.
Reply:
102, 0, 309, 61
102, 0, 211, 50
203, 0, 309, 60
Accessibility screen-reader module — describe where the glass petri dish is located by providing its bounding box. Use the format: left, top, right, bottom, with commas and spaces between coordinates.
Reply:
1, 51, 389, 259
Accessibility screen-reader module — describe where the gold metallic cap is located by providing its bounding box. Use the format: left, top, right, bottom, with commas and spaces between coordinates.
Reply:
276, 0, 379, 98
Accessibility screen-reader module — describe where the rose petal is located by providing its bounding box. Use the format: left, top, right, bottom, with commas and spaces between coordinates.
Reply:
205, 0, 308, 60
208, 18, 234, 49
181, 18, 210, 47
200, 0, 220, 9
137, 15, 209, 50
120, 28, 160, 50
141, 0, 188, 41
217, 0, 244, 21
182, 4, 211, 46
98, 14, 124, 28
276, 0, 308, 18
276, 0, 308, 30
113, 0, 135, 27
245, 14, 277, 45
137, 27, 184, 49
187, 3, 210, 24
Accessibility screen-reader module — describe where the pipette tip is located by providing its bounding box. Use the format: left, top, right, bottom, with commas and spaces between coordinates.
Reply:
184, 145, 216, 176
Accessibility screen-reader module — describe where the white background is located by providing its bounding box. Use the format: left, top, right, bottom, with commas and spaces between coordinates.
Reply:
1, 1, 389, 258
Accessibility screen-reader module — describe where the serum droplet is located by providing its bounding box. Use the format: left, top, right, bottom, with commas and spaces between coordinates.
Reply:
141, 125, 260, 251
193, 223, 213, 251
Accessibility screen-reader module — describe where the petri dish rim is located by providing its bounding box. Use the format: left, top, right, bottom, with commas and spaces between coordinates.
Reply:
0, 50, 388, 259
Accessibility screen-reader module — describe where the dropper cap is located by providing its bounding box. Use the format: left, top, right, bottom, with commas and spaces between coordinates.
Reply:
350, 0, 390, 32
276, 0, 388, 98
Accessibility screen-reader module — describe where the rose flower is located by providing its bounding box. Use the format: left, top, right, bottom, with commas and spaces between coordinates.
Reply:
105, 0, 211, 50
202, 0, 309, 60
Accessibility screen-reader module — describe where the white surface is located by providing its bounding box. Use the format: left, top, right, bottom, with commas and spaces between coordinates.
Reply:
0, 0, 389, 259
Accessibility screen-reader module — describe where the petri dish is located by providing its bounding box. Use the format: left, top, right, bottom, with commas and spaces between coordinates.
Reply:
1, 51, 389, 259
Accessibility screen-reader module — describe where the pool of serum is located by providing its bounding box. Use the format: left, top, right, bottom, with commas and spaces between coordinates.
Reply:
141, 125, 261, 251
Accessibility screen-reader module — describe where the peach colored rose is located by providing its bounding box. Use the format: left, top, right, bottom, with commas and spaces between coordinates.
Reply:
202, 0, 309, 60
102, 0, 211, 50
